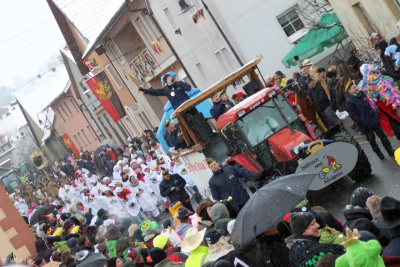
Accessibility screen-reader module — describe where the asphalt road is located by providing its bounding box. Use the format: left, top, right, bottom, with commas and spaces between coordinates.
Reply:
307, 117, 400, 221
158, 117, 400, 226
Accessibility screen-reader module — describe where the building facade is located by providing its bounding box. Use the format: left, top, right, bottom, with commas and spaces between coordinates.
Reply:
330, 0, 400, 48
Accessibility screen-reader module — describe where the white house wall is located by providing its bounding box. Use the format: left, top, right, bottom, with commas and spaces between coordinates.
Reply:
151, 0, 341, 89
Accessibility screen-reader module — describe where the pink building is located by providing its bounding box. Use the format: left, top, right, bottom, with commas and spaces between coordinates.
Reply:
50, 84, 100, 154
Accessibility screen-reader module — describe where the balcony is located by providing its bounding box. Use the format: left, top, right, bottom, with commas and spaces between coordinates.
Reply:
128, 48, 159, 85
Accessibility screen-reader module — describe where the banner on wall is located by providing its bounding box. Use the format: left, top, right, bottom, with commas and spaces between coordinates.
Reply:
86, 71, 126, 122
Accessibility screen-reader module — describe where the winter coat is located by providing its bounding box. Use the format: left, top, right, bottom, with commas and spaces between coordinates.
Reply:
309, 82, 331, 112
346, 91, 380, 132
210, 101, 227, 120
159, 173, 189, 203
144, 170, 165, 202
122, 193, 141, 216
172, 163, 196, 187
289, 235, 344, 267
327, 78, 340, 111
156, 258, 185, 267
256, 234, 290, 267
167, 128, 186, 149
143, 81, 191, 110
342, 205, 373, 233
185, 245, 209, 267
129, 181, 157, 212
383, 228, 400, 257
209, 166, 258, 207
383, 256, 400, 267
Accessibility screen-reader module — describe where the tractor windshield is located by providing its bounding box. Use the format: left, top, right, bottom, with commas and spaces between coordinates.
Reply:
237, 94, 298, 146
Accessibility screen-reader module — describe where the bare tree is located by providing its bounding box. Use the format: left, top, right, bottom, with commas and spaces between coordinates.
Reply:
296, 0, 333, 29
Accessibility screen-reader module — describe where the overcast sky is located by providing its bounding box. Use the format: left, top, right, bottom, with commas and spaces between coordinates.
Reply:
0, 0, 66, 87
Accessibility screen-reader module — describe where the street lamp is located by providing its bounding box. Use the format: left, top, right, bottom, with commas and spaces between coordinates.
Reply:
37, 111, 70, 156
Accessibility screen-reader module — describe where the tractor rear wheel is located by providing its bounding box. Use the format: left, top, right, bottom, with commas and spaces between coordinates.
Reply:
333, 130, 372, 182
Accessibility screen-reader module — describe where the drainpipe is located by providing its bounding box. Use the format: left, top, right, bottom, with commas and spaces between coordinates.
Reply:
200, 0, 243, 66
139, 0, 198, 87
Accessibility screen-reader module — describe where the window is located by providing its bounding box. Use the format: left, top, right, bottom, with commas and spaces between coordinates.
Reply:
221, 48, 238, 70
195, 61, 210, 83
59, 104, 68, 118
77, 131, 86, 146
277, 7, 305, 37
56, 107, 65, 122
88, 99, 102, 112
385, 0, 400, 19
103, 113, 123, 144
215, 47, 237, 74
164, 7, 178, 29
106, 65, 123, 89
136, 17, 154, 44
80, 80, 88, 92
108, 40, 125, 65
352, 3, 378, 34
74, 134, 83, 149
81, 129, 90, 144
145, 15, 162, 38
64, 102, 72, 115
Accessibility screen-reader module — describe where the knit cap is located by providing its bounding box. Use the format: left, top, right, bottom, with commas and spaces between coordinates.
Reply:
290, 212, 315, 236
351, 187, 374, 208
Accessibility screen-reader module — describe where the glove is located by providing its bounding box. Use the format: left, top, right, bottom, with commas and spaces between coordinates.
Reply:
138, 87, 145, 92
129, 202, 135, 207
170, 186, 176, 191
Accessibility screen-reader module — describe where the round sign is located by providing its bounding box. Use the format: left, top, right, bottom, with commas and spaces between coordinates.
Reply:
131, 103, 139, 111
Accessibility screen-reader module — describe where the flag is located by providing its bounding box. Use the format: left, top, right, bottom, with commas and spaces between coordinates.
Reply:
86, 71, 126, 122
62, 133, 79, 156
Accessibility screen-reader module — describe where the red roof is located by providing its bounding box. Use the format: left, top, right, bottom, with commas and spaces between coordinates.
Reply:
216, 87, 278, 131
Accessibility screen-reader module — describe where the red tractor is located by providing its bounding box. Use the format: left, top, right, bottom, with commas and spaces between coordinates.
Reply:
171, 59, 371, 190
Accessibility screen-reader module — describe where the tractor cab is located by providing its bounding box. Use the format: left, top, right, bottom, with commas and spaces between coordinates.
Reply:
218, 88, 314, 176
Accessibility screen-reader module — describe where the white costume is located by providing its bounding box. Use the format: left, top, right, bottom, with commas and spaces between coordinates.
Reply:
129, 181, 159, 218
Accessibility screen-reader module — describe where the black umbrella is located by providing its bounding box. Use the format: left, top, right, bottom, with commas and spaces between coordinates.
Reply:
29, 204, 55, 225
77, 252, 108, 267
230, 173, 317, 245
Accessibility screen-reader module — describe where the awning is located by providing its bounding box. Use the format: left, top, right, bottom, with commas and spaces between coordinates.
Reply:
282, 13, 348, 68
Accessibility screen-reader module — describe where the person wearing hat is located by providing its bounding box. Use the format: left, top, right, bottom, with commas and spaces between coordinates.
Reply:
105, 224, 123, 257
181, 227, 208, 267
343, 187, 374, 231
175, 207, 196, 238
129, 175, 160, 221
159, 168, 194, 212
95, 208, 110, 227
172, 156, 202, 204
139, 72, 192, 110
289, 212, 344, 267
143, 165, 166, 213
375, 40, 400, 81
210, 89, 232, 120
167, 121, 187, 152
203, 228, 251, 267
153, 234, 186, 263
303, 58, 331, 102
345, 78, 395, 159
150, 247, 185, 266
196, 198, 214, 223
374, 196, 400, 257
207, 158, 258, 210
